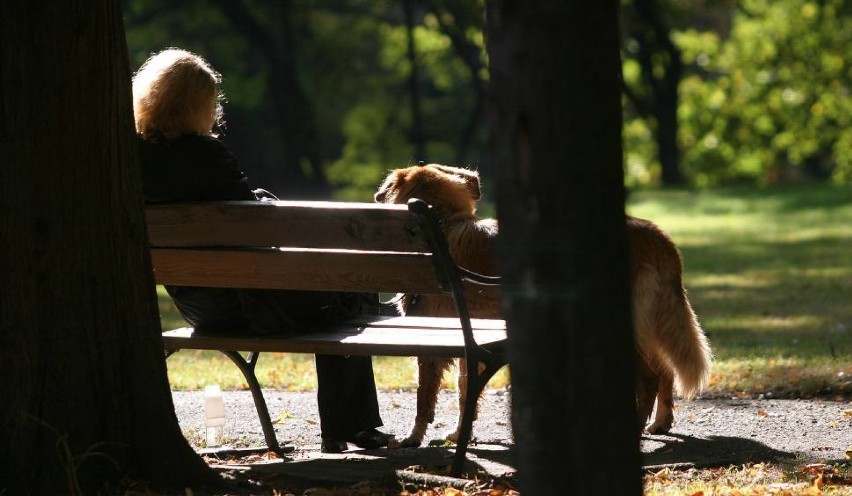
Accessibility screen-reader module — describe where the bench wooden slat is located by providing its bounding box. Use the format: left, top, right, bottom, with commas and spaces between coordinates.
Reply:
150, 248, 445, 293
161, 318, 507, 358
362, 315, 507, 330
147, 201, 430, 252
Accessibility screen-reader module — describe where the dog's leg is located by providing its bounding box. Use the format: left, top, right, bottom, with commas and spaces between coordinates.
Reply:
636, 357, 659, 433
647, 367, 675, 434
392, 357, 449, 448
446, 358, 475, 442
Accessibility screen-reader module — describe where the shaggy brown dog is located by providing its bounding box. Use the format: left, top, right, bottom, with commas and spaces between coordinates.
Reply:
374, 163, 501, 448
629, 216, 713, 433
375, 163, 713, 443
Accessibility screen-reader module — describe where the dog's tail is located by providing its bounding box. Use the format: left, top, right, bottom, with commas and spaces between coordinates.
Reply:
656, 282, 713, 399
631, 217, 713, 399
633, 265, 712, 399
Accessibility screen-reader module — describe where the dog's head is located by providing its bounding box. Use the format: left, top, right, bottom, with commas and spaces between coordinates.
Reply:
374, 163, 482, 218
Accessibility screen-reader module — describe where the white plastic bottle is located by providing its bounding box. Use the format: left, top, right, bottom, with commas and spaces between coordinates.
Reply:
203, 384, 225, 447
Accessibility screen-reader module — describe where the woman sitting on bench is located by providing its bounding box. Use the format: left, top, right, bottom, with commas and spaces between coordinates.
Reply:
132, 47, 394, 453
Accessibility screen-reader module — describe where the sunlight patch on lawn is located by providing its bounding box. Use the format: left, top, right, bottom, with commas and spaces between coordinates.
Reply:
705, 357, 850, 399
702, 314, 824, 333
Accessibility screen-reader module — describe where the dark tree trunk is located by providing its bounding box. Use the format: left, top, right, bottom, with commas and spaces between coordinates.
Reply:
213, 0, 331, 199
623, 0, 684, 185
424, 0, 488, 165
486, 1, 641, 494
404, 0, 426, 161
0, 2, 218, 493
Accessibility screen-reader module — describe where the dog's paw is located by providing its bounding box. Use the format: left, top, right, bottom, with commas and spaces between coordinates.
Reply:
389, 435, 424, 449
444, 428, 461, 443
647, 419, 673, 434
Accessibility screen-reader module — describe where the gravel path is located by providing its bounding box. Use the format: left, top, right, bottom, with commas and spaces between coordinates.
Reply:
171, 388, 851, 472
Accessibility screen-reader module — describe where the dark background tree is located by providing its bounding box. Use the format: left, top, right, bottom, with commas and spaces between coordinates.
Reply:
486, 0, 640, 493
211, 0, 332, 197
621, 0, 685, 186
422, 0, 489, 166
0, 2, 217, 493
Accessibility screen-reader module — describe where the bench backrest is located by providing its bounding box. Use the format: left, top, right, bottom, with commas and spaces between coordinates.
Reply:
146, 199, 461, 296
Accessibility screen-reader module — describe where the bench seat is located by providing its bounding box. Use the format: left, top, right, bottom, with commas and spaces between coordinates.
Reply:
162, 316, 507, 357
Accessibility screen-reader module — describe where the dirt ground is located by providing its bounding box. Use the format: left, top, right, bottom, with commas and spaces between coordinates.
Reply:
171, 387, 851, 488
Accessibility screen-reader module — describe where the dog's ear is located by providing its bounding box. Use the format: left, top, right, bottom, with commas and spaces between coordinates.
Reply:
374, 188, 387, 202
464, 171, 482, 200
374, 171, 401, 203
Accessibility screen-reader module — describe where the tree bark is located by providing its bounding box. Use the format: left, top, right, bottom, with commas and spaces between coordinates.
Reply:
424, 0, 488, 165
404, 0, 426, 161
213, 0, 331, 198
0, 2, 218, 493
486, 1, 641, 494
624, 0, 684, 185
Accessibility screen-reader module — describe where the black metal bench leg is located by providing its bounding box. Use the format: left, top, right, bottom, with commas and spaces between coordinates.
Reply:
450, 359, 503, 477
221, 350, 286, 455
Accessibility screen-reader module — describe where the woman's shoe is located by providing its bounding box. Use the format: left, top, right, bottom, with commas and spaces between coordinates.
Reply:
320, 428, 393, 453
348, 428, 393, 449
320, 439, 349, 453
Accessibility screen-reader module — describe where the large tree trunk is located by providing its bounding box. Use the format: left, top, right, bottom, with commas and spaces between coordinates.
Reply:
486, 1, 641, 494
0, 2, 218, 493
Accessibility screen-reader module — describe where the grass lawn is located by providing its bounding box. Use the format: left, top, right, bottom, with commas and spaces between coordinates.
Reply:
162, 184, 851, 399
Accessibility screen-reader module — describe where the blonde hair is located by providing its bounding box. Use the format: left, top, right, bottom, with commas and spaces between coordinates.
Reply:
132, 48, 224, 140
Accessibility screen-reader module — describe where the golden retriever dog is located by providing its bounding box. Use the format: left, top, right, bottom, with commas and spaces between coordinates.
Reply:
374, 163, 501, 448
628, 216, 713, 433
375, 163, 713, 443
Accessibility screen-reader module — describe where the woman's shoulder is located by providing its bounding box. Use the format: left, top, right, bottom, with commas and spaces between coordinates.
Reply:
161, 134, 233, 162
139, 132, 222, 148
178, 133, 227, 148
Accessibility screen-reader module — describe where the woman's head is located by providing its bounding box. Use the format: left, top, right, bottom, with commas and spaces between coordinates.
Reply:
132, 48, 224, 140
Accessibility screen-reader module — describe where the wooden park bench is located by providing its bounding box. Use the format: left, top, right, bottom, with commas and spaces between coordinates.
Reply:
145, 198, 508, 476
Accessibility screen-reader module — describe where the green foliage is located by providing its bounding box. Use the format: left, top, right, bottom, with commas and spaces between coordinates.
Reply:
671, 0, 852, 187
324, 10, 487, 200
124, 2, 849, 195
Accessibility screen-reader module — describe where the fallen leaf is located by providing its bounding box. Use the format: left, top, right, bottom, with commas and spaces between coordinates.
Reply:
273, 410, 295, 424
757, 409, 769, 417
652, 467, 671, 481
